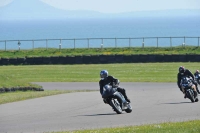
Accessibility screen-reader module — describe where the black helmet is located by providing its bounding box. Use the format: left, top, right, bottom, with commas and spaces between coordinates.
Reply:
100, 70, 108, 80
179, 66, 185, 75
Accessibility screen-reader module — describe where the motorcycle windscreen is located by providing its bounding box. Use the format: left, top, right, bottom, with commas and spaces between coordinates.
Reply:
195, 74, 200, 79
102, 85, 117, 98
181, 77, 193, 88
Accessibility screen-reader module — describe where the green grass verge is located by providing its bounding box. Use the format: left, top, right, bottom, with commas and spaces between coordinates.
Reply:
0, 63, 199, 87
50, 120, 200, 133
0, 90, 93, 104
0, 47, 200, 58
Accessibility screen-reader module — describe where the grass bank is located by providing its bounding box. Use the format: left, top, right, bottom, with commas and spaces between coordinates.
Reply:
0, 90, 93, 104
52, 120, 200, 133
0, 47, 200, 58
0, 63, 199, 86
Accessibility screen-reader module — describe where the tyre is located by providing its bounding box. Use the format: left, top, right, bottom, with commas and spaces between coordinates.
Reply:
195, 98, 199, 102
186, 90, 195, 102
197, 79, 200, 85
110, 99, 122, 114
125, 104, 132, 113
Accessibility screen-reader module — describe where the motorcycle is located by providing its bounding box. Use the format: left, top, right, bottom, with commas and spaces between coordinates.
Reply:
195, 73, 200, 85
180, 76, 198, 103
102, 84, 132, 114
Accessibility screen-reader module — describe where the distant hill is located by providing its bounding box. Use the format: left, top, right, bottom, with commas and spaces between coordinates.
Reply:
0, 0, 103, 20
0, 0, 200, 20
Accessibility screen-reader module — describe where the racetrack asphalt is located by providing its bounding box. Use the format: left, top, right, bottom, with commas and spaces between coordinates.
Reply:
0, 82, 200, 133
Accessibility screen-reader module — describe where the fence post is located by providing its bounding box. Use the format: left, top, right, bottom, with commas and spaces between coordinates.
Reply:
101, 38, 103, 49
5, 41, 6, 51
184, 36, 185, 47
59, 39, 62, 51
142, 38, 144, 48
18, 41, 21, 51
198, 37, 199, 47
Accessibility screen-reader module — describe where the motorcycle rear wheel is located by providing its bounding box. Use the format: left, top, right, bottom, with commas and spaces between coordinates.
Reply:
125, 104, 132, 113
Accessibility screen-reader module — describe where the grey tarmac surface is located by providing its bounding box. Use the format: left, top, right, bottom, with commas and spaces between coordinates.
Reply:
0, 82, 200, 133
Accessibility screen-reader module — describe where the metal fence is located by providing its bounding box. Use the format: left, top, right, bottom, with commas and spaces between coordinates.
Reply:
0, 36, 199, 50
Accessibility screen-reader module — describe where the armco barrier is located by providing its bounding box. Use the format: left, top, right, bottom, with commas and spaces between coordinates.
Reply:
131, 55, 140, 62
1, 58, 9, 65
99, 55, 108, 64
0, 54, 200, 65
83, 55, 92, 64
106, 55, 116, 63
25, 57, 34, 65
50, 56, 60, 64
75, 56, 83, 64
123, 55, 132, 63
65, 56, 75, 64
17, 57, 26, 64
115, 55, 124, 63
43, 57, 51, 64
91, 55, 100, 64
8, 58, 17, 65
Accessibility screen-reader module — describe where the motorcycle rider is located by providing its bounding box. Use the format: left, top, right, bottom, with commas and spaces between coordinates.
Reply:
177, 66, 200, 98
99, 70, 131, 103
194, 70, 200, 80
194, 70, 200, 88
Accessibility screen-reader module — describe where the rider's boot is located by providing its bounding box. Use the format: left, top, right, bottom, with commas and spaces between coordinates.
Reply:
194, 83, 200, 94
122, 90, 131, 103
125, 97, 131, 103
123, 93, 131, 103
118, 88, 131, 103
193, 90, 198, 102
195, 98, 199, 102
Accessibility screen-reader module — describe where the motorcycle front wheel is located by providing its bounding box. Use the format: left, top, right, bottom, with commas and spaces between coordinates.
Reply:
186, 90, 195, 103
110, 99, 122, 114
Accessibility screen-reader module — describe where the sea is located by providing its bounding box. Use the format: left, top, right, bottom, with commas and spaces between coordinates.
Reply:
0, 16, 200, 50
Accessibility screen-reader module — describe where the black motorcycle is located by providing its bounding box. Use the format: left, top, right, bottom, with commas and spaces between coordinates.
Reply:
195, 73, 200, 85
102, 84, 132, 114
180, 76, 198, 103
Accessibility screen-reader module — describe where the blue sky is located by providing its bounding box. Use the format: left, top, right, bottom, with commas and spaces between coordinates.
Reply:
1, 0, 200, 13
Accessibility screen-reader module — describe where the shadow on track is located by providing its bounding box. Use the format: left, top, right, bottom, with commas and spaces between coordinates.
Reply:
161, 102, 192, 104
78, 113, 118, 116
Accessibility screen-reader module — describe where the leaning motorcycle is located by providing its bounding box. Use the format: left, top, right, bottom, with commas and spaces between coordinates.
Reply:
180, 76, 198, 103
195, 73, 200, 85
102, 84, 132, 114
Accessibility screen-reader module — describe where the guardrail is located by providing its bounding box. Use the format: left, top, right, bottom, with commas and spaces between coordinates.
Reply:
0, 36, 199, 50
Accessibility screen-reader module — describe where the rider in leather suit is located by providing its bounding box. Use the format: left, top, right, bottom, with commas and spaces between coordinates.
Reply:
177, 66, 200, 98
99, 70, 131, 103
